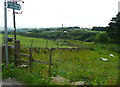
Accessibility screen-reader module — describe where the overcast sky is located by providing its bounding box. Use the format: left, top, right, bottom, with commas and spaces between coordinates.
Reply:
0, 0, 120, 29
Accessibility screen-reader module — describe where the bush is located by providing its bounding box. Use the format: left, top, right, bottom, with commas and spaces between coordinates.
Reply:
84, 36, 96, 42
96, 33, 109, 43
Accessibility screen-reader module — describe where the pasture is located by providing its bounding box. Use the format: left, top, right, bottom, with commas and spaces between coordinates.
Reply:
2, 35, 119, 85
87, 30, 105, 33
30, 48, 118, 85
8, 35, 70, 48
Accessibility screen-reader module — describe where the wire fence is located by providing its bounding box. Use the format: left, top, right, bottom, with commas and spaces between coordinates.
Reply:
3, 44, 118, 80
54, 58, 96, 72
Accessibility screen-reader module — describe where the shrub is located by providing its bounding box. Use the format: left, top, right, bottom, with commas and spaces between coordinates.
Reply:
84, 36, 96, 42
96, 33, 109, 43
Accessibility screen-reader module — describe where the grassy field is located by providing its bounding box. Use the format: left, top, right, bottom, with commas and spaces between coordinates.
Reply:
87, 30, 105, 33
8, 35, 70, 48
2, 34, 119, 85
31, 47, 118, 85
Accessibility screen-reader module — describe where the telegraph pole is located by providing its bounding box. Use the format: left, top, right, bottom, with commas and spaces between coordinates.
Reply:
62, 24, 63, 29
4, 0, 9, 67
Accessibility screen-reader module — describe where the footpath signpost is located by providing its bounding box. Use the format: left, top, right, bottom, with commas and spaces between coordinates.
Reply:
7, 1, 21, 41
4, 0, 23, 67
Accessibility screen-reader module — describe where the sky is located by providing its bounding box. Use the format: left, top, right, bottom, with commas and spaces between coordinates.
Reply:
0, 0, 120, 29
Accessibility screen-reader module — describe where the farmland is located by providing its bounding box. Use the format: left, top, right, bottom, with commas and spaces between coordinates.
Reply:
8, 35, 70, 48
2, 34, 119, 85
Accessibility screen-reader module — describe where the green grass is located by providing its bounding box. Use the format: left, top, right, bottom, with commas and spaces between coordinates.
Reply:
35, 48, 118, 85
8, 35, 70, 48
2, 64, 51, 85
87, 30, 105, 34
3, 47, 118, 85
2, 34, 119, 85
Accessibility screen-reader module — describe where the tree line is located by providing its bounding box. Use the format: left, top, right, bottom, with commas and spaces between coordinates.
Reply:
15, 30, 99, 42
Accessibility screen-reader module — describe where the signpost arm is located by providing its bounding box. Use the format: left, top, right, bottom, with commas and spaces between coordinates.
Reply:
4, 0, 9, 68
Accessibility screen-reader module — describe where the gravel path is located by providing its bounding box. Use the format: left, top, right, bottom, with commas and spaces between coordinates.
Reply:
1, 78, 24, 86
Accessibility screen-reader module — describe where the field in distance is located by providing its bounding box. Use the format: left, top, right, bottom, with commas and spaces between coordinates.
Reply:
8, 35, 71, 48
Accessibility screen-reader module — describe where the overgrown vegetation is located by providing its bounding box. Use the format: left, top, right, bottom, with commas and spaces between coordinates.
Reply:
2, 47, 119, 85
2, 63, 52, 85
2, 35, 119, 85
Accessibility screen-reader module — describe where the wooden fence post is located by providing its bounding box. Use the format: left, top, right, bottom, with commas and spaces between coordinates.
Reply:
48, 48, 52, 76
56, 42, 59, 48
29, 39, 33, 72
29, 47, 32, 72
38, 48, 40, 54
14, 40, 20, 66
46, 40, 48, 48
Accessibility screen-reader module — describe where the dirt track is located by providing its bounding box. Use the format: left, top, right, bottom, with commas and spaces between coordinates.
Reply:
1, 78, 24, 86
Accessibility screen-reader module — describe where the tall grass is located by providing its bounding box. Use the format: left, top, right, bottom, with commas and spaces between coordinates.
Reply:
3, 47, 118, 85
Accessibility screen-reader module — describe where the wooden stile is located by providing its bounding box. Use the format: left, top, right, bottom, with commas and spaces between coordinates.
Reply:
14, 40, 20, 66
19, 53, 30, 57
16, 59, 29, 63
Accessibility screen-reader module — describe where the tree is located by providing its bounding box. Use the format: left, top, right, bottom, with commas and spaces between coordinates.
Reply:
106, 12, 120, 43
92, 26, 106, 31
